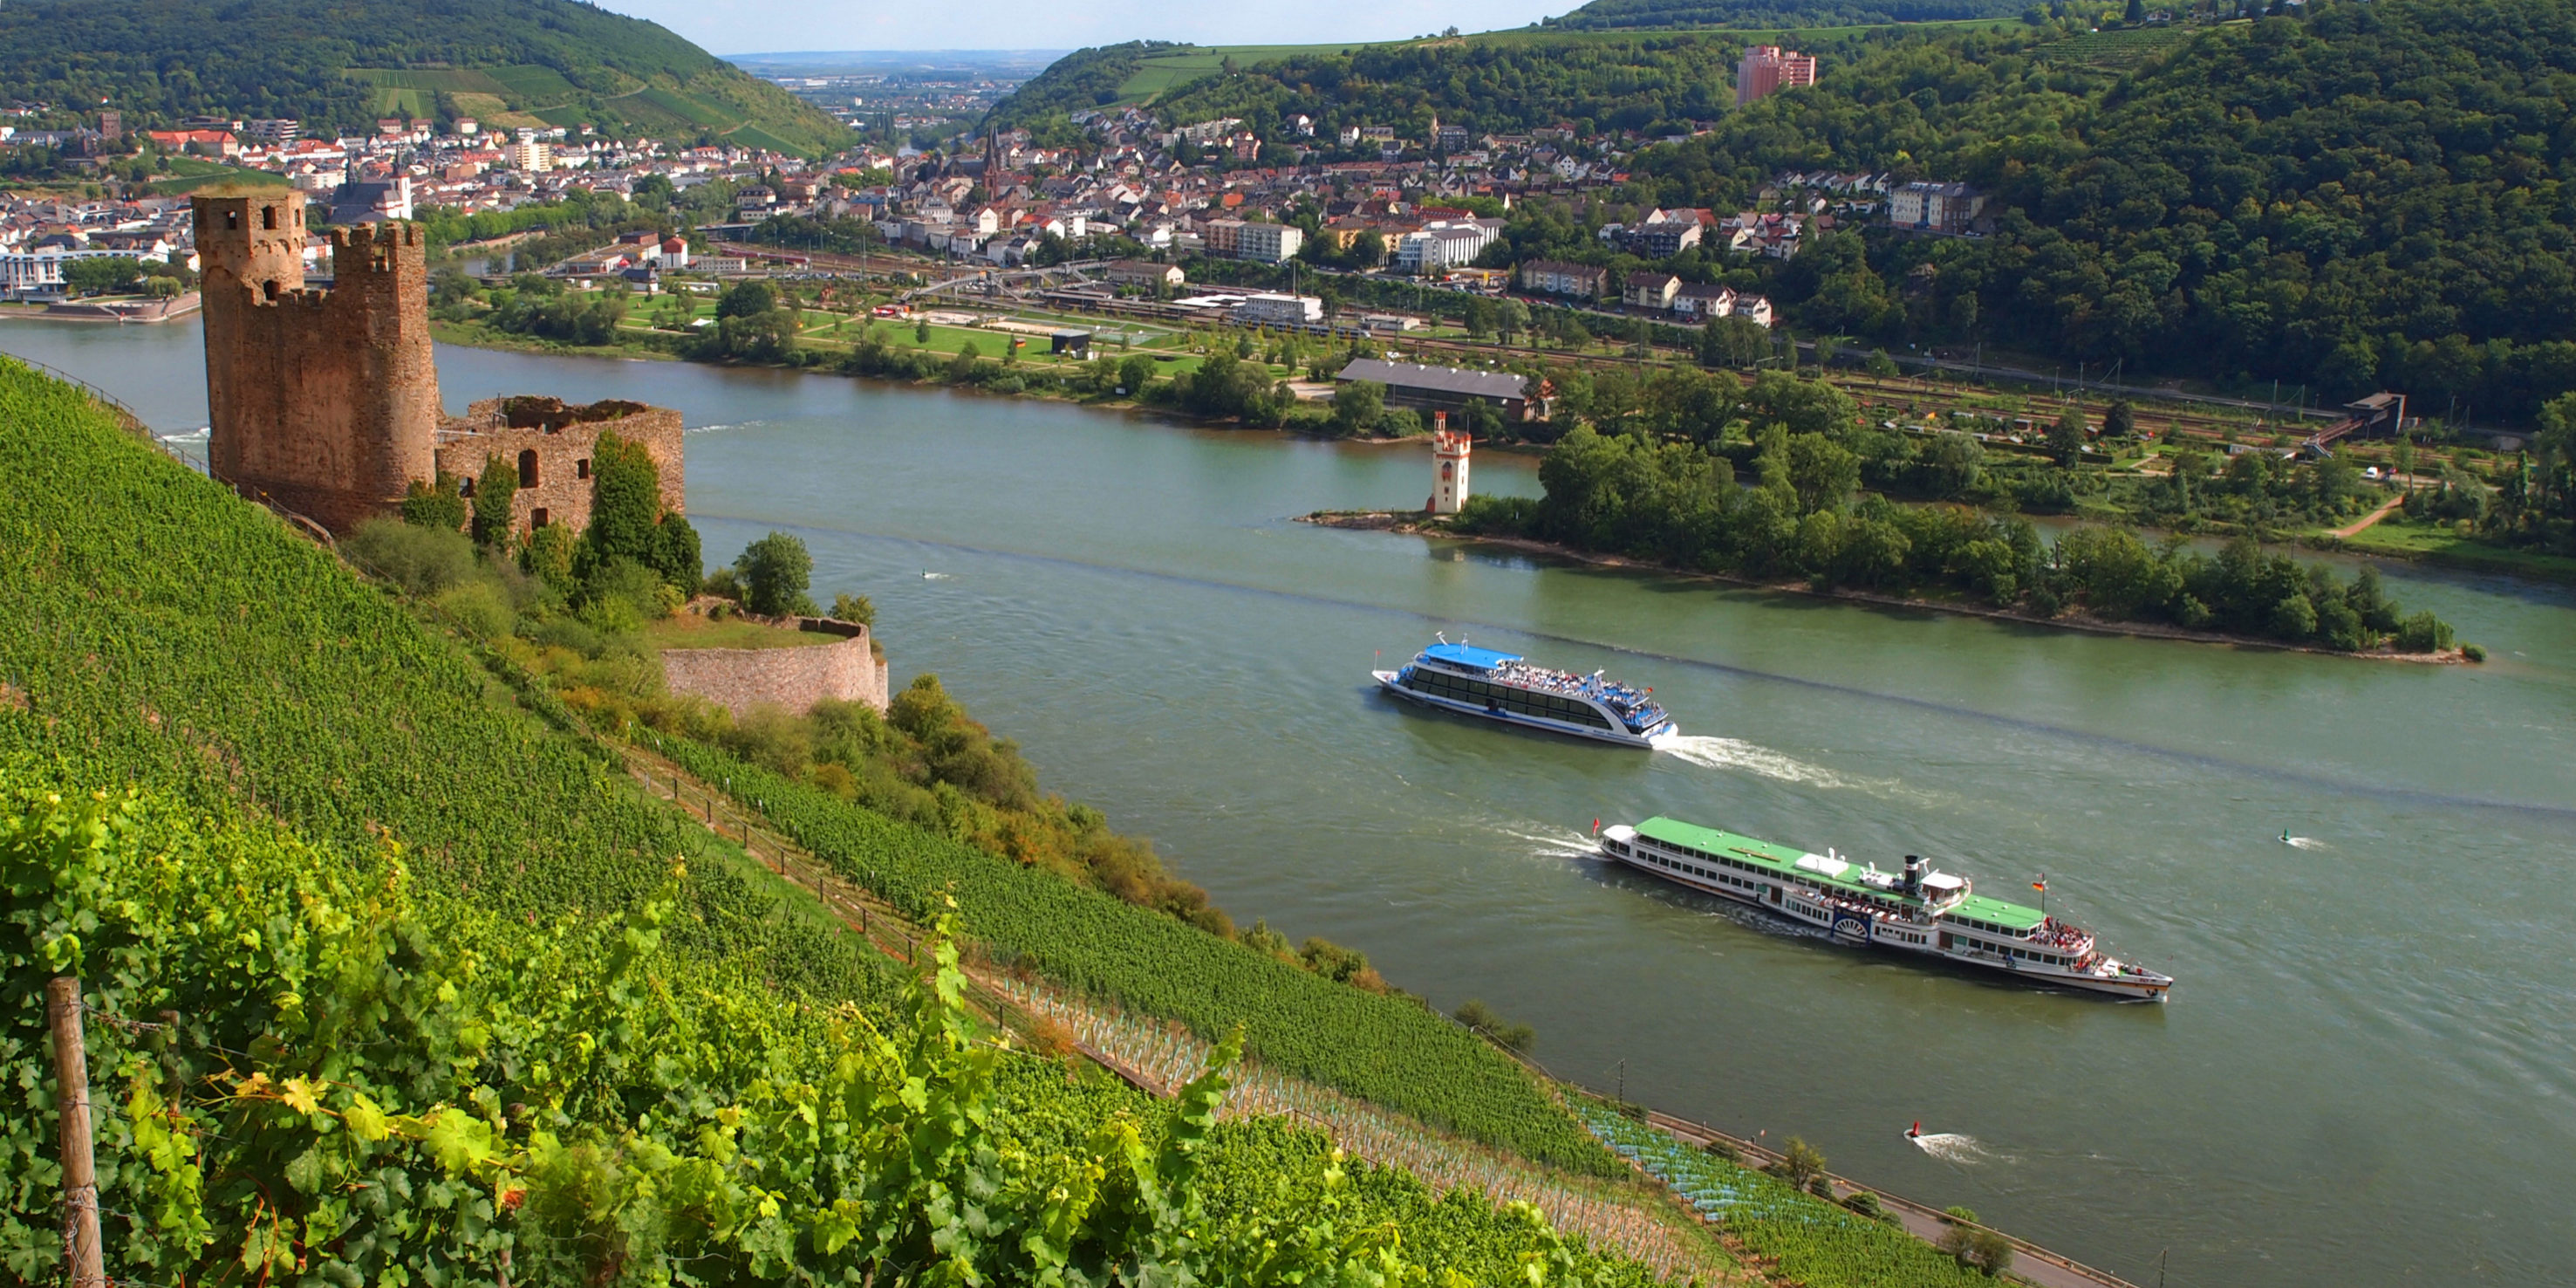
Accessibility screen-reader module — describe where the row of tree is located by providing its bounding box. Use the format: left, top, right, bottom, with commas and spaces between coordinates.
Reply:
1455, 394, 2456, 651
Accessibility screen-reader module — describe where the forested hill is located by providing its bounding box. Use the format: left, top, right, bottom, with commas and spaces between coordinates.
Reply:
1549, 0, 2029, 28
0, 0, 850, 154
1622, 0, 2576, 418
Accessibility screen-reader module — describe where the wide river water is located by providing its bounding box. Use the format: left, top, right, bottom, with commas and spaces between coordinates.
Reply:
10, 319, 2575, 1288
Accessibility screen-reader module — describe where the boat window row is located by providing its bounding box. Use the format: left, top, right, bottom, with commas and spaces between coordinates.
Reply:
1638, 851, 1767, 893
1647, 839, 1917, 915
1404, 670, 1614, 729
1953, 917, 2025, 938
1950, 934, 2078, 968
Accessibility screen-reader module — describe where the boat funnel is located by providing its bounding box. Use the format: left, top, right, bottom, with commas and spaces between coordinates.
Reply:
1903, 854, 1923, 896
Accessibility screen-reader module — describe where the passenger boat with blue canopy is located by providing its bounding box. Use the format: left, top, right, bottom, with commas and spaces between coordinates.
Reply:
1373, 638, 1675, 746
1598, 816, 2173, 1000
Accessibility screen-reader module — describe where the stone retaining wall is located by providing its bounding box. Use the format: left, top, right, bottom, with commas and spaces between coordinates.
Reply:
661, 618, 889, 718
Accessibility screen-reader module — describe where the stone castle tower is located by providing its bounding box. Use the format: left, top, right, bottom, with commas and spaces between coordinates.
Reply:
192, 191, 440, 531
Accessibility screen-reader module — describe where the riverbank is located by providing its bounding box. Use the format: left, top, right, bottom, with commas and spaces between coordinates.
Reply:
1302, 510, 2473, 663
0, 293, 200, 323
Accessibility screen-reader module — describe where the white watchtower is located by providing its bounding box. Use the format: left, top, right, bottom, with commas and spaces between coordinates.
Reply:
1431, 411, 1472, 514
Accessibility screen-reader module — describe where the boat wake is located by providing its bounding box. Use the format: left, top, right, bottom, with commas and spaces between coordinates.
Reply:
2283, 834, 2327, 851
920, 571, 953, 580
1497, 825, 1601, 861
1650, 734, 1847, 787
158, 426, 209, 443
1909, 1132, 2004, 1165
685, 421, 755, 435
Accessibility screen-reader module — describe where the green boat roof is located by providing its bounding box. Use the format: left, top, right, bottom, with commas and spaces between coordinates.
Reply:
1631, 816, 2048, 931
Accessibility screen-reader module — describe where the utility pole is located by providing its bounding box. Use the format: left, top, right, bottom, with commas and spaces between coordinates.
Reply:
48, 976, 103, 1288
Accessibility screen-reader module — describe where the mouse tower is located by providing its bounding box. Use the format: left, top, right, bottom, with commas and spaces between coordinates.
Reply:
1430, 410, 1472, 515
193, 191, 438, 532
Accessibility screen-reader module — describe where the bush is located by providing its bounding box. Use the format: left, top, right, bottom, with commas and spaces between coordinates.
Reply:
401, 473, 468, 532
344, 517, 479, 597
2396, 609, 2454, 654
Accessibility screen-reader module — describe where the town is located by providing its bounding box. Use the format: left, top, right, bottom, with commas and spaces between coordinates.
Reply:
0, 44, 2006, 346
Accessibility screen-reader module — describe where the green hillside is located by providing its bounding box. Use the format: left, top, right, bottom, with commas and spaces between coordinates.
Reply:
1551, 0, 2031, 27
0, 357, 1708, 1279
0, 0, 849, 154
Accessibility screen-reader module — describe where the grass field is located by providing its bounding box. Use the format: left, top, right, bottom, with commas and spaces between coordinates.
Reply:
645, 613, 843, 651
2328, 516, 2576, 584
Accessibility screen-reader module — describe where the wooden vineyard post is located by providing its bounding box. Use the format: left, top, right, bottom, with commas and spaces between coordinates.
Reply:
47, 976, 103, 1288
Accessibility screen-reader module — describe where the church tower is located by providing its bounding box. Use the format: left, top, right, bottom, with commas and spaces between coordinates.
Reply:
1431, 411, 1472, 515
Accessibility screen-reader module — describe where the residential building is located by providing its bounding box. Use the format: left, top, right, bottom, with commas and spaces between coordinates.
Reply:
1889, 181, 1985, 234
1107, 259, 1185, 289
1671, 282, 1736, 319
1736, 46, 1817, 106
1516, 258, 1606, 299
1235, 292, 1324, 326
1623, 271, 1681, 311
1336, 358, 1544, 422
509, 139, 553, 173
1235, 221, 1302, 264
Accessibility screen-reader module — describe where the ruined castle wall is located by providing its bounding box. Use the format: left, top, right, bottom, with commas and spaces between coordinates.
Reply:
661, 622, 887, 719
434, 402, 687, 537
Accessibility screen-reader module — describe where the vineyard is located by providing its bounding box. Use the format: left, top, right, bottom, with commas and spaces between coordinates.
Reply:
0, 782, 1670, 1283
0, 357, 875, 1004
1581, 1106, 2000, 1288
653, 733, 1623, 1178
0, 358, 1698, 1283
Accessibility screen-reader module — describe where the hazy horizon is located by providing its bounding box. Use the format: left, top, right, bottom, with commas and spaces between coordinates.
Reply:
593, 0, 1576, 57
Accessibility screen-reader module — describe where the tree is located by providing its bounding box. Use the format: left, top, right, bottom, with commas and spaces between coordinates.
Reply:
830, 593, 876, 627
579, 433, 662, 568
470, 453, 517, 546
63, 256, 143, 297
914, 316, 933, 344
2103, 399, 2137, 439
715, 278, 777, 319
1117, 354, 1156, 395
1331, 380, 1386, 436
1775, 1137, 1826, 1190
2048, 408, 2087, 468
738, 531, 817, 617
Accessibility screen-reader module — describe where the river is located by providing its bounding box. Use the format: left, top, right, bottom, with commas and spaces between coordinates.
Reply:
10, 318, 2575, 1288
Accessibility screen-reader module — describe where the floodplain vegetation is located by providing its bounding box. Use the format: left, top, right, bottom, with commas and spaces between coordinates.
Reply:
0, 353, 2055, 1284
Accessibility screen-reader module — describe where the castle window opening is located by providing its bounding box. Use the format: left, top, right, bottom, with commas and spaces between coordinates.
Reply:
459, 477, 475, 498
262, 208, 277, 230
224, 210, 238, 230
263, 280, 279, 301
576, 458, 591, 480
518, 449, 539, 488
530, 508, 550, 529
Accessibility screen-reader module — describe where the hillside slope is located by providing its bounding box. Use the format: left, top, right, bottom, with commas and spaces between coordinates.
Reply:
1553, 0, 2030, 27
1623, 0, 2576, 415
0, 356, 1688, 1282
0, 0, 848, 154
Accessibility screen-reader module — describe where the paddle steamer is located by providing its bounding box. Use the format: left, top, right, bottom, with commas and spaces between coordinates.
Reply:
1599, 816, 2172, 1000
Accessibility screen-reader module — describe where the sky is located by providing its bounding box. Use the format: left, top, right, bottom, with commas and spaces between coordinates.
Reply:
594, 0, 1580, 56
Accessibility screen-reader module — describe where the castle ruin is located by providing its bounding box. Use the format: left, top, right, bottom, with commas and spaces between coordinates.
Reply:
190, 190, 683, 537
